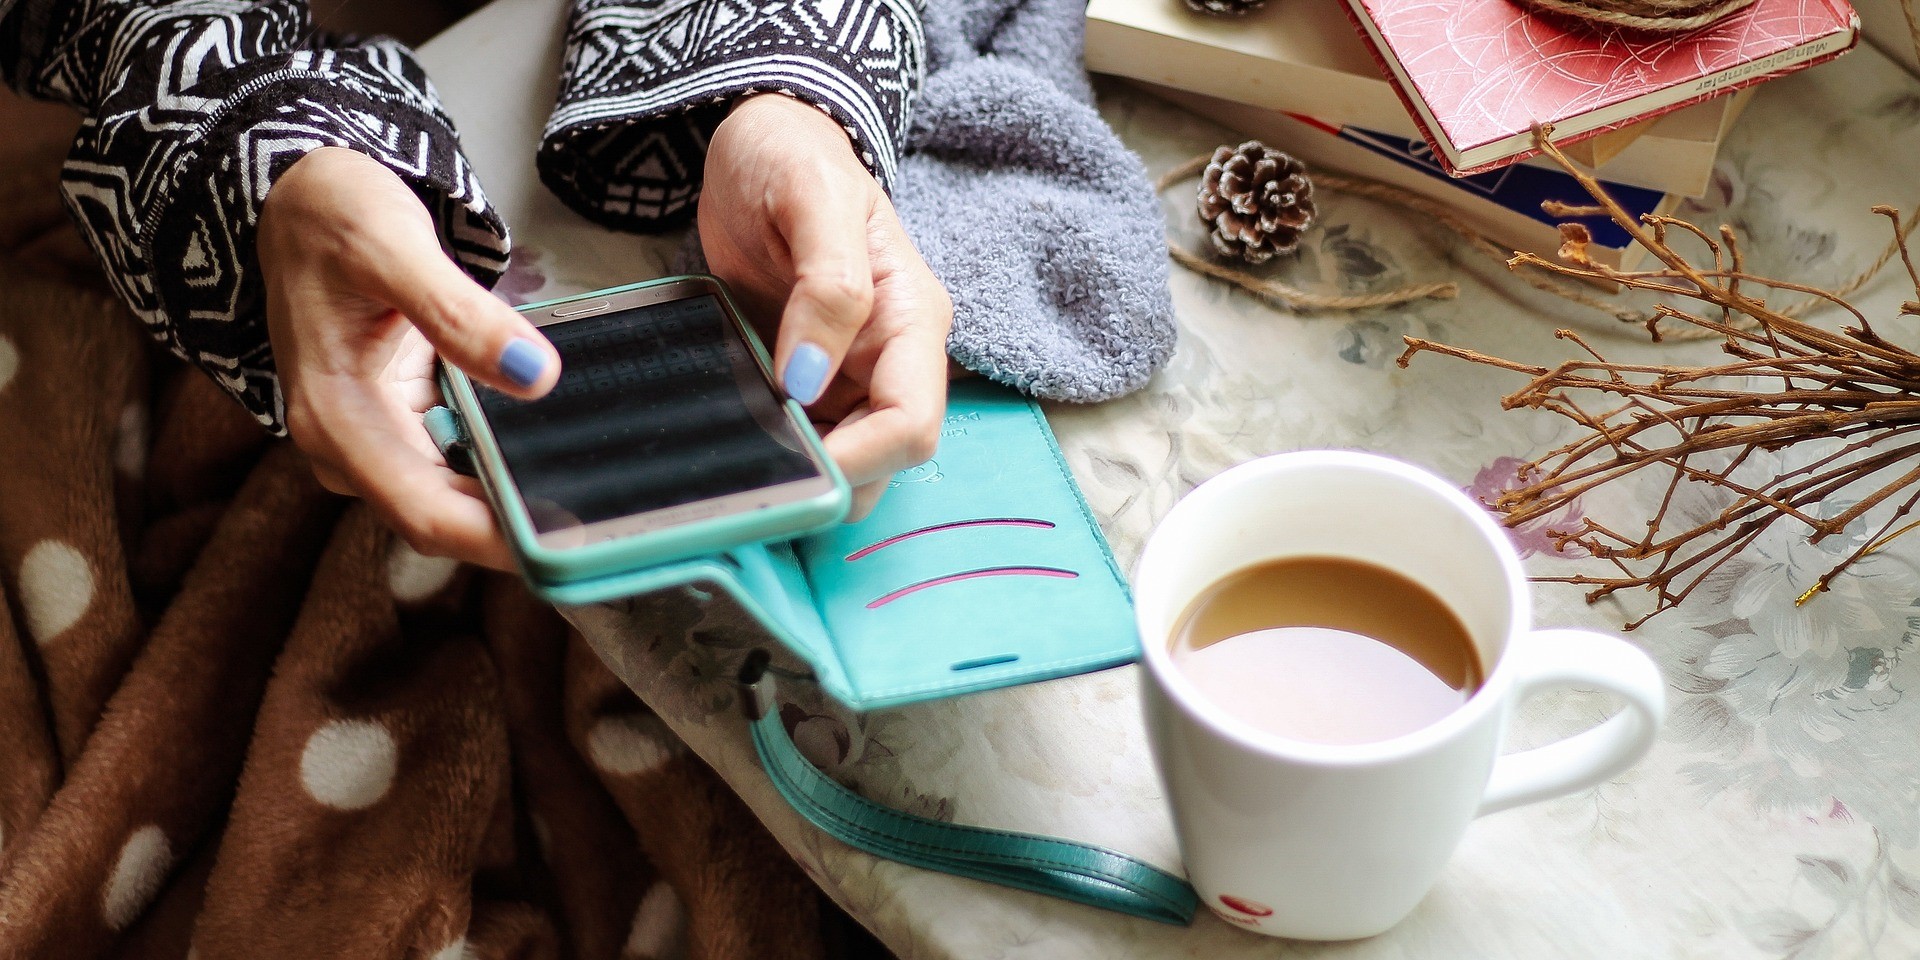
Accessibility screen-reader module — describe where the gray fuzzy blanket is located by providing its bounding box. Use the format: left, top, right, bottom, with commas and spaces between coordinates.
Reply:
680, 0, 1179, 402
898, 0, 1177, 402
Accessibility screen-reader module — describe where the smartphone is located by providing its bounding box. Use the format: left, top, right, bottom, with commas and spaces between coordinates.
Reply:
443, 276, 850, 588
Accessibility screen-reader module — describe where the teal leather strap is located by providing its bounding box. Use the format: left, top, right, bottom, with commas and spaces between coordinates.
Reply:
740, 653, 1198, 926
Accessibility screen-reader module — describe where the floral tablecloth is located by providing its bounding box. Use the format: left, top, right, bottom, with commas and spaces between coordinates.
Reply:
422, 5, 1920, 956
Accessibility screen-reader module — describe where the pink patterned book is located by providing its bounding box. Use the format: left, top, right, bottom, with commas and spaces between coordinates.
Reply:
1341, 0, 1858, 176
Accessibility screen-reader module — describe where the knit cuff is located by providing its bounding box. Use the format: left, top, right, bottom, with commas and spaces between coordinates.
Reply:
537, 0, 925, 232
60, 36, 508, 434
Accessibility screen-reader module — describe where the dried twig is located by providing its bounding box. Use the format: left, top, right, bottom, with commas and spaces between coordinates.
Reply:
1400, 126, 1920, 628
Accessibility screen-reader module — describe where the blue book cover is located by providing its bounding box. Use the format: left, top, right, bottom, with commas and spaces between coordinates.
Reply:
1290, 114, 1668, 251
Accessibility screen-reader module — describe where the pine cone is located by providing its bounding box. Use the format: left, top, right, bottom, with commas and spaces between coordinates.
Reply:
1184, 0, 1269, 13
1197, 141, 1316, 264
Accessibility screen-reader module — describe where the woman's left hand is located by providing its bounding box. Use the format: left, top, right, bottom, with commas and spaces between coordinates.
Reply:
699, 93, 953, 520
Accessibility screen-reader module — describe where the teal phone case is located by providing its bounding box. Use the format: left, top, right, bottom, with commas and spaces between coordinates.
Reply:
431, 379, 1141, 710
442, 277, 851, 585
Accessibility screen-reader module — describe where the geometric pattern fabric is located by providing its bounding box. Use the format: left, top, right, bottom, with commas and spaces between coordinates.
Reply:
1, 0, 919, 432
540, 0, 923, 230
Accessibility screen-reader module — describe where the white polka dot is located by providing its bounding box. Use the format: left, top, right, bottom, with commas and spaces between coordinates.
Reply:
0, 336, 16, 392
387, 541, 458, 602
430, 937, 473, 960
103, 825, 172, 930
18, 540, 93, 645
587, 714, 679, 777
299, 719, 398, 811
115, 404, 148, 479
624, 882, 686, 959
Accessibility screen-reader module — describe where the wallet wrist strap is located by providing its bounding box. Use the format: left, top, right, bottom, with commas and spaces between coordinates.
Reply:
740, 656, 1198, 926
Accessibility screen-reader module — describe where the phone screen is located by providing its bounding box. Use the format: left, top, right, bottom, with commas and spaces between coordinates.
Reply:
475, 294, 820, 535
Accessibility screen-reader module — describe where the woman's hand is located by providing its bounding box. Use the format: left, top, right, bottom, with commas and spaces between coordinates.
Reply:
700, 94, 954, 519
258, 146, 559, 569
258, 97, 951, 563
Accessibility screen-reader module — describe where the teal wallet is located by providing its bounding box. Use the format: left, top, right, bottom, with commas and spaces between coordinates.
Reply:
495, 378, 1141, 711
427, 379, 1197, 922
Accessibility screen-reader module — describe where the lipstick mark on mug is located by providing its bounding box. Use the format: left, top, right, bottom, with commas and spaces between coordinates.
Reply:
1218, 894, 1275, 920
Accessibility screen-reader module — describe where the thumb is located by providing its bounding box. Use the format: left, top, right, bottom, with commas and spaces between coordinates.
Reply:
771, 183, 875, 406
365, 248, 560, 399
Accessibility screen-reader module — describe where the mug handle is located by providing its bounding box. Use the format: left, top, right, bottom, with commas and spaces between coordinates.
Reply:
1476, 629, 1667, 817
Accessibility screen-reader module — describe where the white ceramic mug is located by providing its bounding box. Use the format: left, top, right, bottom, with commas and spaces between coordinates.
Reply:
1136, 451, 1667, 940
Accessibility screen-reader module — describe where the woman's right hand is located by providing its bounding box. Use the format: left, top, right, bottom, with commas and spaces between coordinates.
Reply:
257, 146, 558, 570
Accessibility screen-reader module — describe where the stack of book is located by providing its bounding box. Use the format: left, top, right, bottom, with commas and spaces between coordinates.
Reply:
1089, 0, 1860, 271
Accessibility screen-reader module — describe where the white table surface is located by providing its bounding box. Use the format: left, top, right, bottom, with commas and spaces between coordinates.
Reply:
423, 6, 1920, 957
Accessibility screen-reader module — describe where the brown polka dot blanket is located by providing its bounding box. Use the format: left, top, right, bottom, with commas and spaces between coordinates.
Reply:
0, 148, 838, 960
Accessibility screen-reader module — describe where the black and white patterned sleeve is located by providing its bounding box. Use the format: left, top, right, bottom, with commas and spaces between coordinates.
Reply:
0, 0, 508, 434
538, 0, 925, 232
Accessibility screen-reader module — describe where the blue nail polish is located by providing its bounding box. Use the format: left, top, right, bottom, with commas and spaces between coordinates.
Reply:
783, 342, 832, 405
498, 338, 548, 389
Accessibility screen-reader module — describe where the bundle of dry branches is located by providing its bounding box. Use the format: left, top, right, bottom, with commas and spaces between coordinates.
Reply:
1399, 128, 1920, 628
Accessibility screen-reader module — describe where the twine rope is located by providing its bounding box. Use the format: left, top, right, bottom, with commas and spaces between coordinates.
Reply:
1512, 0, 1758, 33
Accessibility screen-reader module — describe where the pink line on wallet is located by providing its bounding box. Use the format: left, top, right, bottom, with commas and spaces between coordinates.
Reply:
845, 519, 1055, 561
865, 567, 1078, 609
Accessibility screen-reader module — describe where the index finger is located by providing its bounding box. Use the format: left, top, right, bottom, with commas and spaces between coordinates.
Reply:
821, 320, 950, 488
771, 177, 875, 405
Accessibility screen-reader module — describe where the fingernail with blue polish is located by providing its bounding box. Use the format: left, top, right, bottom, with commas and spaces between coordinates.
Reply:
499, 338, 549, 389
783, 342, 831, 405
